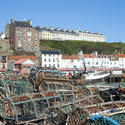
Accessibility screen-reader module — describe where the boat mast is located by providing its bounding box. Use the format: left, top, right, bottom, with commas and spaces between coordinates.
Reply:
78, 51, 87, 73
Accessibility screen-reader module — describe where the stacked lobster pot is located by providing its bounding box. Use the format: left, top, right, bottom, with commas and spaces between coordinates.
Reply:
0, 69, 124, 124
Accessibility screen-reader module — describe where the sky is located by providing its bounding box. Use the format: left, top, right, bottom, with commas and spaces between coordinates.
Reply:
0, 0, 125, 42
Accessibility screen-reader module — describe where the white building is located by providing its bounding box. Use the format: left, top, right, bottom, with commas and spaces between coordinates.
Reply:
62, 55, 82, 69
0, 32, 6, 40
37, 27, 105, 42
39, 50, 125, 70
78, 30, 105, 42
61, 53, 110, 69
61, 53, 123, 70
40, 50, 62, 69
115, 54, 125, 68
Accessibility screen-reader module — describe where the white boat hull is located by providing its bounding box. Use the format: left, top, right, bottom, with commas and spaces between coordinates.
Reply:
85, 73, 110, 80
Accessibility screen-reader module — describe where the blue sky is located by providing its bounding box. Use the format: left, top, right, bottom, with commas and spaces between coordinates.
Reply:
0, 0, 125, 42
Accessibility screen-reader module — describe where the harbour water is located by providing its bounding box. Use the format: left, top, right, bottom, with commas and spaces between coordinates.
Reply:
89, 82, 119, 88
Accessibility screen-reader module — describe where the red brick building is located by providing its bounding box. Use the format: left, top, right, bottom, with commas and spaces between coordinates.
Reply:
9, 19, 39, 52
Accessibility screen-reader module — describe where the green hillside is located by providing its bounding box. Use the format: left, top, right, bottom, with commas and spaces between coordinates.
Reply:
40, 40, 125, 55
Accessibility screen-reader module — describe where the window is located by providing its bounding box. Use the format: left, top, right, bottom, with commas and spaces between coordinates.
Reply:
34, 44, 38, 47
71, 59, 74, 62
88, 62, 90, 65
28, 28, 31, 32
53, 58, 55, 62
23, 33, 26, 36
28, 38, 31, 42
44, 58, 46, 62
2, 64, 5, 69
27, 32, 32, 36
34, 33, 38, 37
23, 44, 26, 47
23, 28, 26, 31
17, 32, 22, 36
28, 44, 31, 47
18, 37, 21, 41
1, 56, 6, 63
57, 58, 59, 62
18, 42, 22, 48
58, 64, 59, 67
96, 62, 99, 65
17, 27, 21, 31
49, 59, 50, 62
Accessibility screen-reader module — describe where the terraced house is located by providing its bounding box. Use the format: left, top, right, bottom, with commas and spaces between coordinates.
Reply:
9, 19, 39, 52
37, 27, 105, 42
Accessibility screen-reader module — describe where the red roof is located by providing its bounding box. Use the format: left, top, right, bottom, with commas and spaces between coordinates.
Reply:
8, 56, 37, 60
62, 54, 104, 59
0, 69, 6, 72
83, 54, 96, 58
14, 59, 27, 64
115, 54, 125, 58
62, 55, 79, 60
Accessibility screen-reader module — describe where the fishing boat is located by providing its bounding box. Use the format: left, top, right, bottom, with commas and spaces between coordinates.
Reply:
85, 70, 110, 83
72, 51, 110, 83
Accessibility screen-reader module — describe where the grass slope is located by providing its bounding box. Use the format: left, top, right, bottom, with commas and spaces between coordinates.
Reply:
40, 40, 125, 55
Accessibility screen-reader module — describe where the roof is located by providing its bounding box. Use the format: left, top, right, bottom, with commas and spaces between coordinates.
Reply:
15, 59, 35, 65
62, 55, 79, 60
14, 21, 32, 28
23, 59, 35, 65
115, 54, 125, 58
8, 56, 37, 60
62, 54, 96, 60
41, 29, 77, 35
41, 50, 61, 54
37, 27, 104, 36
62, 54, 108, 59
14, 59, 27, 64
83, 54, 97, 58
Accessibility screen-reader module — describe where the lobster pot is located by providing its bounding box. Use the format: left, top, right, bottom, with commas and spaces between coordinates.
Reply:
3, 101, 14, 117
0, 91, 63, 123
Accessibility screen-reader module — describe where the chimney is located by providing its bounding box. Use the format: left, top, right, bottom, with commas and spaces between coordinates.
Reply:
76, 30, 79, 33
79, 51, 83, 56
23, 18, 26, 22
28, 20, 32, 26
11, 19, 14, 24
